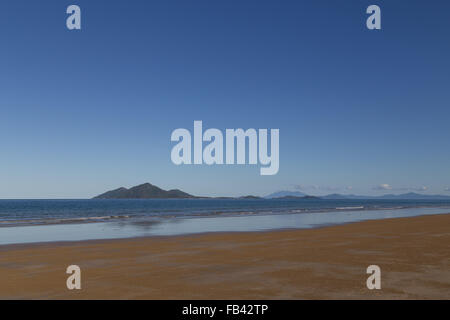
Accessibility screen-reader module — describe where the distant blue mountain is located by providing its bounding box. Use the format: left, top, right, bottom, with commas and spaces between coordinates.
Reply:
265, 190, 307, 198
323, 192, 450, 200
376, 192, 450, 200
322, 193, 354, 199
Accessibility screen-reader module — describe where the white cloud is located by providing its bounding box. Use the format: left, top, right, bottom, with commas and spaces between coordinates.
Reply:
445, 187, 450, 192
396, 186, 428, 192
373, 184, 392, 191
373, 184, 429, 192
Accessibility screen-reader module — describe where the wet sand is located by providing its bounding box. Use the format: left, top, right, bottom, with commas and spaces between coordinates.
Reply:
0, 214, 449, 299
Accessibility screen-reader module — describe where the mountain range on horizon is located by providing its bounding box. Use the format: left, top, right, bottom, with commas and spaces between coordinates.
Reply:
265, 191, 450, 200
320, 192, 450, 200
93, 183, 450, 200
264, 190, 307, 198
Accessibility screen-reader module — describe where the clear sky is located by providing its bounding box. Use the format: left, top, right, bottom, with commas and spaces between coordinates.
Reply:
1, 0, 449, 198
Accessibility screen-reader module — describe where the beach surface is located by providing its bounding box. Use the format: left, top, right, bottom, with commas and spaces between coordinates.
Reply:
0, 214, 449, 299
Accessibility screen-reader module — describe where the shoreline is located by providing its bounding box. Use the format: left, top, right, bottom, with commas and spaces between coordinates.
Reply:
1, 206, 450, 246
0, 213, 449, 299
0, 212, 445, 249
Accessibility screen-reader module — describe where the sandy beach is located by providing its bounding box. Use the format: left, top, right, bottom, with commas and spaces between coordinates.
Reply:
0, 214, 449, 299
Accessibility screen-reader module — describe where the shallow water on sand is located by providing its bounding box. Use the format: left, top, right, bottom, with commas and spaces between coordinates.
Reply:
1, 206, 449, 245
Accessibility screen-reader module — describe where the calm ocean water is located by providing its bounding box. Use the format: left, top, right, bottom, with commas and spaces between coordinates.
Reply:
0, 198, 449, 227
1, 199, 449, 244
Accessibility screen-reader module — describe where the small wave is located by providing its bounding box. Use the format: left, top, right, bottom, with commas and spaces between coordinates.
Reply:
335, 206, 364, 210
0, 215, 130, 227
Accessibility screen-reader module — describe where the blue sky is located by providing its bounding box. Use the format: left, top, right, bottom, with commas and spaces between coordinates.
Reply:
1, 0, 449, 198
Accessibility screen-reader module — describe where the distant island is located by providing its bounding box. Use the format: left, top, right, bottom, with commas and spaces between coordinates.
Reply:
93, 183, 450, 200
274, 195, 319, 200
94, 183, 195, 199
93, 183, 320, 200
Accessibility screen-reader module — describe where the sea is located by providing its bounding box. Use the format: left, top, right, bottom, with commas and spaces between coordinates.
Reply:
0, 198, 449, 245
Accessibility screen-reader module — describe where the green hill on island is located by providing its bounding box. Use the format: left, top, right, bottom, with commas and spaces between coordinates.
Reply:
93, 183, 195, 199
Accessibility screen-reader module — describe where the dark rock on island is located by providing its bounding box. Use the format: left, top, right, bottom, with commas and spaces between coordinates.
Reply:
238, 195, 262, 199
